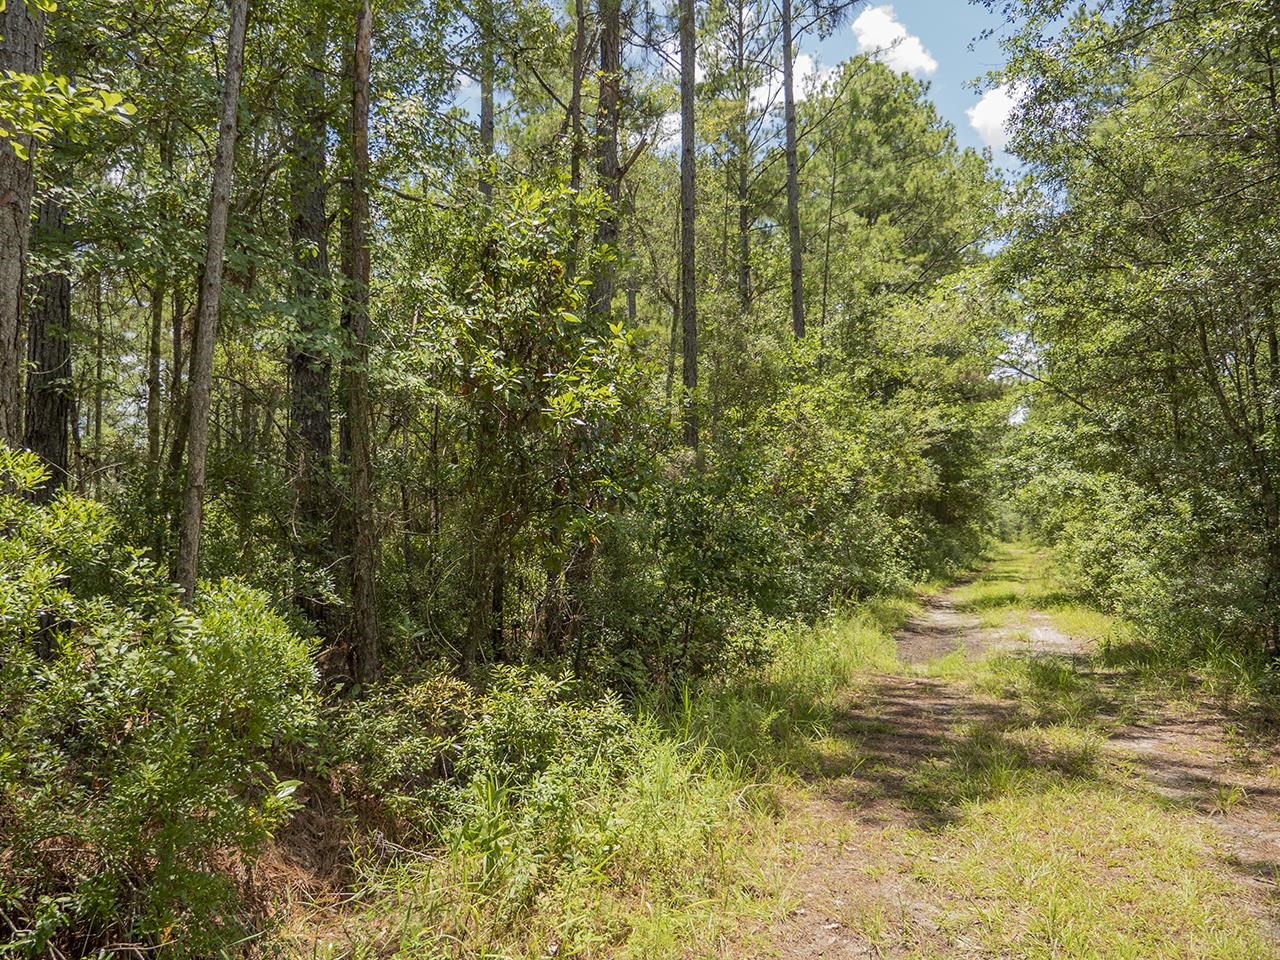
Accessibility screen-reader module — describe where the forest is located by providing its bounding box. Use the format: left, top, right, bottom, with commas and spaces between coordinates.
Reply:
4, 0, 1280, 956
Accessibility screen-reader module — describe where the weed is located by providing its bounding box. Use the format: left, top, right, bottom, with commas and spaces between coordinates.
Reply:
283, 595, 922, 958
1207, 782, 1248, 817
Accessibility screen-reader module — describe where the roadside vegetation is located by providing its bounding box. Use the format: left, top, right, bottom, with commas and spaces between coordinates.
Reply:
293, 542, 1280, 960
6, 0, 1280, 955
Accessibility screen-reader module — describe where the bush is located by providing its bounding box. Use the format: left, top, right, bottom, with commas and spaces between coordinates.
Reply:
329, 666, 636, 835
1022, 468, 1272, 645
0, 446, 319, 956
326, 670, 475, 823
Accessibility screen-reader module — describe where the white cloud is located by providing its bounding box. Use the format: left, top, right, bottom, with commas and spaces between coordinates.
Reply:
852, 5, 937, 77
967, 82, 1019, 151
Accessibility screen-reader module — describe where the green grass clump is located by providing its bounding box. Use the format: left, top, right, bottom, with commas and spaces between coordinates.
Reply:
303, 728, 779, 959
952, 542, 1128, 645
897, 544, 1275, 959
971, 654, 1111, 726
1100, 626, 1280, 711
682, 606, 904, 778
976, 543, 1278, 714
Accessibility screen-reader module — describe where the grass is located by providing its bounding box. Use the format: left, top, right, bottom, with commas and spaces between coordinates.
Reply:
295, 734, 787, 959
282, 597, 921, 959
284, 543, 1280, 959
685, 606, 902, 778
962, 542, 1280, 715
886, 542, 1277, 959
949, 541, 1127, 642
907, 784, 1271, 959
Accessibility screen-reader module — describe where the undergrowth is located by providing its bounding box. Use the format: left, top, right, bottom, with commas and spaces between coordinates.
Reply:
947, 541, 1280, 717
284, 601, 916, 959
908, 783, 1272, 959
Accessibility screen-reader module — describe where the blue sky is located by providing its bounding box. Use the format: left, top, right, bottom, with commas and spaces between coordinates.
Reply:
804, 1, 1015, 164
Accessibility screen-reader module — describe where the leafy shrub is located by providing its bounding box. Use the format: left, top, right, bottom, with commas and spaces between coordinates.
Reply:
457, 667, 636, 790
1023, 468, 1273, 644
326, 671, 475, 822
0, 446, 319, 956
324, 665, 637, 861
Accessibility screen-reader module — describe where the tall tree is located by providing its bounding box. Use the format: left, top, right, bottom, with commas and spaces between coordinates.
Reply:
288, 12, 335, 615
566, 0, 588, 278
23, 192, 70, 498
175, 0, 250, 600
592, 0, 623, 316
680, 0, 698, 447
732, 0, 753, 310
342, 0, 381, 683
0, 0, 44, 445
780, 0, 803, 338
477, 0, 496, 198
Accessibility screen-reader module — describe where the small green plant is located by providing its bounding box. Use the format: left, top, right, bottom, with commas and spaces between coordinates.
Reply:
1207, 782, 1247, 817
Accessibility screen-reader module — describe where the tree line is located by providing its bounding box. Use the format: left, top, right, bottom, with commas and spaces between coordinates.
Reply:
0, 0, 1002, 689
995, 0, 1280, 658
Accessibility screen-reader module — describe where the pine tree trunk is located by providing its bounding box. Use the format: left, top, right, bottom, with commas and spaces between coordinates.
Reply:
23, 195, 70, 499
479, 3, 495, 200
735, 0, 751, 311
0, 1, 43, 445
781, 0, 804, 338
592, 0, 622, 317
566, 0, 587, 278
343, 0, 381, 684
679, 0, 698, 448
93, 273, 104, 499
175, 0, 249, 600
666, 215, 679, 407
288, 15, 334, 619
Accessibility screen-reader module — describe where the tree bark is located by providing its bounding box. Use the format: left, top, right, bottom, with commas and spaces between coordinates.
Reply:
23, 195, 70, 499
342, 0, 381, 684
288, 14, 334, 611
478, 1, 495, 200
781, 0, 804, 338
147, 277, 164, 470
0, 1, 44, 445
592, 0, 622, 317
93, 272, 103, 498
175, 0, 249, 600
679, 0, 698, 448
566, 0, 587, 278
736, 0, 752, 311
169, 283, 186, 437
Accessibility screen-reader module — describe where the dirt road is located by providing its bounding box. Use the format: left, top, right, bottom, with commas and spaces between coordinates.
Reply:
761, 552, 1280, 958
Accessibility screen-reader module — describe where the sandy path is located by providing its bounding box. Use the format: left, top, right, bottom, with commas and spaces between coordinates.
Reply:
754, 581, 1280, 958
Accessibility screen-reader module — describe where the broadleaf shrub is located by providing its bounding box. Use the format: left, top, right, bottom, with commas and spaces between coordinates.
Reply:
0, 446, 319, 956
